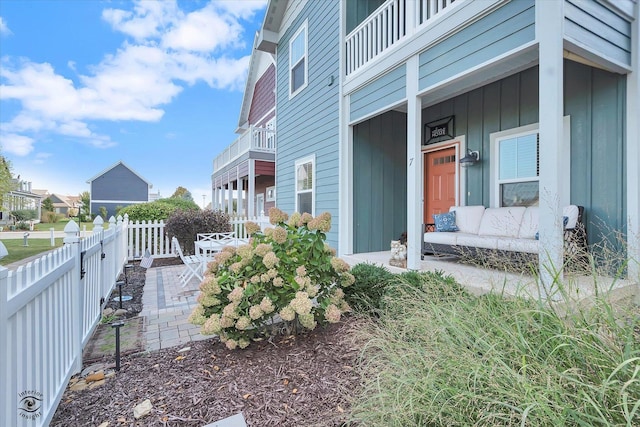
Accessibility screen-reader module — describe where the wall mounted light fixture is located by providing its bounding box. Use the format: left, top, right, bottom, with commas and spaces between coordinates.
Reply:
459, 149, 480, 167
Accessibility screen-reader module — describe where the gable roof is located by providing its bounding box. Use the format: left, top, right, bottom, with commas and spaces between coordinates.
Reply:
237, 33, 276, 132
86, 160, 152, 187
257, 0, 289, 53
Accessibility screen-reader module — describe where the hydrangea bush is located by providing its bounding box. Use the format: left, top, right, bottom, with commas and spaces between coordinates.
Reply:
189, 208, 354, 349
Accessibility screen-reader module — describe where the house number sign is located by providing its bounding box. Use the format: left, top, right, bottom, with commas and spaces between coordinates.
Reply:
425, 116, 454, 145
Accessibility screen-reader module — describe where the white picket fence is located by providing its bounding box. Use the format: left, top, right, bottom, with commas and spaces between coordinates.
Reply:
1, 215, 128, 427
1, 213, 267, 426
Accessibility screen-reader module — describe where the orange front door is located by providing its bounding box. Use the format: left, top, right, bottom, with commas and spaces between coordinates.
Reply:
424, 147, 457, 224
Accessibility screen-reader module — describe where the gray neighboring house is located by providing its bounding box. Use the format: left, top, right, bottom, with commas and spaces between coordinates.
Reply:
86, 161, 152, 218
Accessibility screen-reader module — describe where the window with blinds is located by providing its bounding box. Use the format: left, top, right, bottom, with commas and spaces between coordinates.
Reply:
497, 132, 539, 207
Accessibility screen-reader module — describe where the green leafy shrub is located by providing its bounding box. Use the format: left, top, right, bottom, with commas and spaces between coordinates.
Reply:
344, 263, 394, 314
119, 198, 199, 222
189, 208, 353, 350
165, 209, 231, 254
11, 209, 37, 222
16, 221, 30, 230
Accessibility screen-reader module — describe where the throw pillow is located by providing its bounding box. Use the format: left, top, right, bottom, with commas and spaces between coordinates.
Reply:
433, 211, 459, 232
535, 216, 570, 240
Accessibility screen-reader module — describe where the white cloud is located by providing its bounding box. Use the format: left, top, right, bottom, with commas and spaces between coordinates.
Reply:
34, 152, 52, 164
162, 5, 243, 52
216, 0, 267, 19
102, 1, 180, 41
0, 0, 263, 154
0, 133, 35, 156
0, 17, 12, 35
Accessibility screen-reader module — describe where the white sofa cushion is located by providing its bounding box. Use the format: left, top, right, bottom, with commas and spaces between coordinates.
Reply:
457, 234, 498, 250
497, 237, 539, 254
478, 207, 526, 238
449, 206, 485, 234
518, 206, 539, 239
424, 231, 458, 245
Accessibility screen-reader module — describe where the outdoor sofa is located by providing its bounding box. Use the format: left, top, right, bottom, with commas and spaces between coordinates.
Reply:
422, 205, 588, 264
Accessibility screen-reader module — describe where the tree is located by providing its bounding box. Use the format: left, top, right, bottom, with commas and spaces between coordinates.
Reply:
0, 155, 17, 207
42, 197, 54, 212
171, 186, 194, 202
79, 191, 91, 219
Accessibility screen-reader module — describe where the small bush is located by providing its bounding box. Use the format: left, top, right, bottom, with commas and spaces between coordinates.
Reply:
344, 263, 394, 314
16, 221, 30, 230
119, 198, 200, 222
165, 209, 231, 254
11, 209, 37, 222
44, 212, 60, 223
189, 208, 354, 350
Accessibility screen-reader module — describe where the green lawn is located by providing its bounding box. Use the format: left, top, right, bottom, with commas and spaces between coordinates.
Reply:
34, 219, 74, 232
0, 238, 64, 266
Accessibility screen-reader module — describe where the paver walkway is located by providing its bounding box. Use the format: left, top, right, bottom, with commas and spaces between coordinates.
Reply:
140, 264, 210, 351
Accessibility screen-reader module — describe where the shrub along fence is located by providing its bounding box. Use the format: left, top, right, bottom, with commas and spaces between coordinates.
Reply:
1, 212, 267, 427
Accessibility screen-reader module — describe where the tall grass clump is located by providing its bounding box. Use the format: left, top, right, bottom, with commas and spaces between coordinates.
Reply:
349, 271, 640, 426
344, 263, 395, 314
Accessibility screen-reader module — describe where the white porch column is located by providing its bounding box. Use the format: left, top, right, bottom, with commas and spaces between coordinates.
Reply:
338, 0, 353, 256
537, 0, 565, 288
213, 187, 220, 211
248, 159, 256, 217
406, 55, 422, 270
237, 177, 245, 217
227, 178, 233, 215
626, 9, 640, 300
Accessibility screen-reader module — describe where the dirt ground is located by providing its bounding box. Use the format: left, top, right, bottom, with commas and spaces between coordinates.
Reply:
51, 259, 362, 427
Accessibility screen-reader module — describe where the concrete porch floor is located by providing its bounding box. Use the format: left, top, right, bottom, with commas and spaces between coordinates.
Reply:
341, 251, 638, 304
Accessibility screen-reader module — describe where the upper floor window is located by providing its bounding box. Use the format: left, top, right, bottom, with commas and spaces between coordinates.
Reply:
289, 21, 308, 97
295, 155, 314, 215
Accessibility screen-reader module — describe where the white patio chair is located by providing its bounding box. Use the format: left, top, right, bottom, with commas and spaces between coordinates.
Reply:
172, 236, 204, 287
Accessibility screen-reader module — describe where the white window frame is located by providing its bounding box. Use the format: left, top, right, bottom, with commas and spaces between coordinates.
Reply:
289, 21, 308, 99
266, 186, 276, 202
490, 117, 570, 207
295, 154, 315, 215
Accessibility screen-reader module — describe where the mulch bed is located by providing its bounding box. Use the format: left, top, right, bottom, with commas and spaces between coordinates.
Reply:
51, 258, 363, 427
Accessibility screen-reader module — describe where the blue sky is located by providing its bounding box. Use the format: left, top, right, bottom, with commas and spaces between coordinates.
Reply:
0, 0, 266, 206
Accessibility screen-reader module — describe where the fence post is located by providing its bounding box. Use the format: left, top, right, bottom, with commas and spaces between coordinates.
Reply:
93, 216, 104, 233
63, 221, 84, 373
0, 266, 9, 427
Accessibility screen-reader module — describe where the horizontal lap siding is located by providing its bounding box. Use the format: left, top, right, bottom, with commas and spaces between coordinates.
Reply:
255, 161, 275, 176
419, 0, 535, 91
276, 1, 341, 249
91, 164, 148, 201
349, 65, 406, 123
249, 65, 276, 125
564, 0, 631, 67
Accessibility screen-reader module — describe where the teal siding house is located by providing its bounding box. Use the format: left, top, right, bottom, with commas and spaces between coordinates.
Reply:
256, 0, 640, 280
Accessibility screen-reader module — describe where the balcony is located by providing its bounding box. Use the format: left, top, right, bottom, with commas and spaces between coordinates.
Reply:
345, 0, 462, 76
213, 126, 276, 172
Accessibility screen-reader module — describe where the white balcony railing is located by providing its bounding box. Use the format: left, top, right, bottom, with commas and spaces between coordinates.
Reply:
213, 126, 276, 172
345, 0, 460, 76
